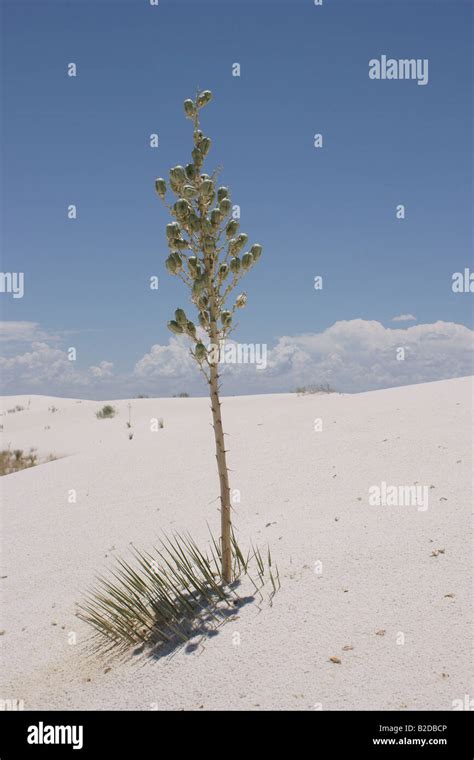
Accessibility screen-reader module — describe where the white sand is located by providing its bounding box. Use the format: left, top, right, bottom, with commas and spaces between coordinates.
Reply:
0, 377, 472, 711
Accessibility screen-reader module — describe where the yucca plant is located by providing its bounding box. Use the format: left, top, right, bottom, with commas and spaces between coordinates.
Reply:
155, 89, 263, 583
78, 92, 278, 655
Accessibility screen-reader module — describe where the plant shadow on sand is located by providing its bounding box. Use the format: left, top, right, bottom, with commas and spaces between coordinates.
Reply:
78, 530, 279, 664
137, 587, 256, 661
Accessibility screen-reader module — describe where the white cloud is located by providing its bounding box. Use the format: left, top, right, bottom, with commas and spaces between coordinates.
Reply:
0, 321, 57, 343
134, 335, 196, 380
262, 319, 473, 392
391, 314, 417, 322
133, 319, 474, 394
0, 341, 116, 394
1, 319, 472, 397
90, 361, 114, 379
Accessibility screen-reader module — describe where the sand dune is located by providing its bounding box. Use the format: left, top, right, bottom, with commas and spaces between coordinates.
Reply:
0, 377, 472, 710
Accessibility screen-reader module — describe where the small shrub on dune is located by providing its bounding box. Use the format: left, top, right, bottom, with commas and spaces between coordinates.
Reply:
295, 383, 336, 396
96, 405, 116, 419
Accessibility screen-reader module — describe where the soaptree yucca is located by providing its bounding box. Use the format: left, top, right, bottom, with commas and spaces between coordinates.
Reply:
155, 89, 262, 583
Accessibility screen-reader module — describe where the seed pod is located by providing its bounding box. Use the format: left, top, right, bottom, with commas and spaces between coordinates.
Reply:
174, 308, 187, 326
199, 137, 211, 156
194, 342, 207, 362
197, 90, 213, 108
201, 217, 214, 235
205, 191, 215, 208
183, 99, 195, 118
185, 163, 197, 181
155, 178, 166, 198
165, 255, 177, 275
198, 312, 209, 329
219, 198, 232, 216
250, 243, 262, 261
200, 179, 214, 196
217, 187, 229, 202
219, 263, 229, 280
193, 129, 203, 146
235, 293, 247, 309
186, 320, 197, 338
168, 320, 183, 335
192, 147, 203, 166
192, 276, 207, 297
226, 219, 239, 238
174, 199, 191, 220
230, 256, 241, 274
169, 175, 181, 194
241, 252, 253, 270
230, 233, 247, 255
197, 294, 208, 309
170, 238, 188, 251
186, 213, 199, 233
210, 208, 222, 227
188, 256, 198, 275
171, 252, 183, 271
170, 166, 186, 184
221, 311, 232, 327
203, 236, 216, 254
166, 222, 180, 239
236, 232, 248, 249
182, 184, 197, 199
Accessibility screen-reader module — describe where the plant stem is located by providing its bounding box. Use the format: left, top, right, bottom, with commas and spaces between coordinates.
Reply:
208, 300, 232, 584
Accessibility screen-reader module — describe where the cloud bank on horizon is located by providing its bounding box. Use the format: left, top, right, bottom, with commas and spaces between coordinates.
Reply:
1, 318, 472, 399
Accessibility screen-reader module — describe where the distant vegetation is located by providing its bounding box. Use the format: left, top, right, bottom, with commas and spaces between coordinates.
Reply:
96, 405, 117, 419
295, 383, 336, 396
0, 448, 57, 476
173, 392, 189, 398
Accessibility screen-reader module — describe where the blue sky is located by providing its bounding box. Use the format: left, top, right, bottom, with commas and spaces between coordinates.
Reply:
1, 0, 472, 397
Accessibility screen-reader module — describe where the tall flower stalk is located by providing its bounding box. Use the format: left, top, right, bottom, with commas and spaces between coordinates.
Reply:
155, 89, 263, 583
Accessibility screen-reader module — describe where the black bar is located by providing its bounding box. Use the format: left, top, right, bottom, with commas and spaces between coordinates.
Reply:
0, 710, 472, 757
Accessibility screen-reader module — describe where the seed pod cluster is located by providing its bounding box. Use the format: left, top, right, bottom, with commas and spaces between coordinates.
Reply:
158, 89, 265, 361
